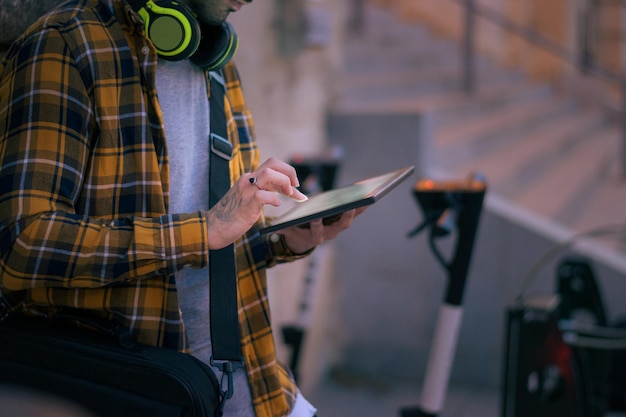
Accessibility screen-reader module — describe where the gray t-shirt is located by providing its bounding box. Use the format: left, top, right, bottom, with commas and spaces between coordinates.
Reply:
155, 58, 254, 417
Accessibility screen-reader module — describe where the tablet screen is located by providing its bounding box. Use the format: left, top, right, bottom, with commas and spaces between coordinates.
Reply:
259, 165, 415, 234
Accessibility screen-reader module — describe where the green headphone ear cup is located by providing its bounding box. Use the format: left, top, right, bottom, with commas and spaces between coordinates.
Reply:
139, 0, 201, 61
190, 22, 239, 71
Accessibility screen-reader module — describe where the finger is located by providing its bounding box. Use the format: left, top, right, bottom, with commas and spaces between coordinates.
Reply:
237, 173, 283, 208
355, 207, 368, 216
341, 209, 358, 225
252, 168, 289, 192
256, 158, 309, 201
289, 188, 308, 202
335, 209, 361, 230
308, 219, 325, 244
322, 211, 356, 240
327, 210, 355, 228
254, 188, 283, 207
252, 168, 307, 202
256, 158, 300, 187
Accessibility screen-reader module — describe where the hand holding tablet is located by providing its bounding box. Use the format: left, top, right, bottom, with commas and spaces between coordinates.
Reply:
259, 166, 415, 234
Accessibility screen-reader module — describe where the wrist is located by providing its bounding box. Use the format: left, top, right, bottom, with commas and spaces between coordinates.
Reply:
266, 233, 314, 263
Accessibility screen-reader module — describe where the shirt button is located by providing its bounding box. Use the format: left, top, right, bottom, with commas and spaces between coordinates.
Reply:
141, 46, 150, 55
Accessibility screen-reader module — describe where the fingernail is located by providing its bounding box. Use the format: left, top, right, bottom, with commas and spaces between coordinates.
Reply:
290, 187, 308, 202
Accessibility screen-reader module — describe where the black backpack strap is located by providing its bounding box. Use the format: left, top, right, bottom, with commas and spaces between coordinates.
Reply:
208, 72, 243, 400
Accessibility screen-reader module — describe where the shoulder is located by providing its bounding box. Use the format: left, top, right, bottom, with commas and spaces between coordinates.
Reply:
221, 61, 248, 110
23, 0, 113, 37
4, 0, 119, 62
222, 61, 244, 93
2, 0, 136, 83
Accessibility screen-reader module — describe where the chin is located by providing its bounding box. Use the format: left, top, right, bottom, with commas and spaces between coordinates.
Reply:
197, 11, 229, 26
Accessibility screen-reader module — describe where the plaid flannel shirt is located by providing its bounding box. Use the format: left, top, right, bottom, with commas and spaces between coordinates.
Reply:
0, 1, 302, 415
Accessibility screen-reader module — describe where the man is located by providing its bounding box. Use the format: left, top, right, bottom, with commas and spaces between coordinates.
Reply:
0, 0, 360, 416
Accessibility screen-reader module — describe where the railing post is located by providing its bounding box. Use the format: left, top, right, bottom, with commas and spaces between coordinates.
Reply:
622, 78, 626, 180
463, 0, 475, 93
579, 1, 592, 72
349, 0, 365, 35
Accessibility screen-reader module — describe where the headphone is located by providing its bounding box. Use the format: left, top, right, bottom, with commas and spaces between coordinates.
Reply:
128, 0, 239, 70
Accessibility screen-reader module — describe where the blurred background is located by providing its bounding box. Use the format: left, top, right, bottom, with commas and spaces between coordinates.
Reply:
3, 1, 626, 416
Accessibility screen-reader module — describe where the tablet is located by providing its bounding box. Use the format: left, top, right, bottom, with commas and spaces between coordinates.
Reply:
259, 165, 415, 234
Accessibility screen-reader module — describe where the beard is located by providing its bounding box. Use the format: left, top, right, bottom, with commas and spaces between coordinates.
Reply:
181, 0, 232, 26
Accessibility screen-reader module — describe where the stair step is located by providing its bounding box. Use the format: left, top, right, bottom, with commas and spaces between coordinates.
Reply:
449, 109, 606, 190
334, 81, 552, 119
338, 1, 625, 235
498, 114, 608, 199
436, 96, 577, 165
337, 55, 512, 91
512, 129, 619, 219
432, 83, 553, 126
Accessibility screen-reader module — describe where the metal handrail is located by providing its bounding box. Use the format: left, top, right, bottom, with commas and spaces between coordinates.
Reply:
456, 0, 626, 180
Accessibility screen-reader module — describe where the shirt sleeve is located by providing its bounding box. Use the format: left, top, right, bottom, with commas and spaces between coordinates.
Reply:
0, 29, 209, 291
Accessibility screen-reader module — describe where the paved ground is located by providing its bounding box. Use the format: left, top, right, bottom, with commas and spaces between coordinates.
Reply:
307, 373, 499, 417
307, 374, 626, 417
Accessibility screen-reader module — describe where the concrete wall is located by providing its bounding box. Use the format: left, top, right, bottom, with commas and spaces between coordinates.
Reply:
230, 0, 350, 161
228, 0, 355, 394
0, 0, 63, 50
